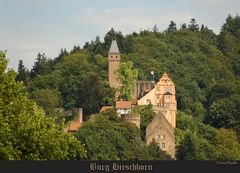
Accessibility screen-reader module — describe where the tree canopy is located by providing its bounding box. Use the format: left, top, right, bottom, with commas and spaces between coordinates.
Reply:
0, 51, 86, 160
13, 14, 240, 160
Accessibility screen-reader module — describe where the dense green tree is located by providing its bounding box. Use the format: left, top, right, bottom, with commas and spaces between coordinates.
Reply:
167, 21, 177, 32
176, 132, 218, 160
18, 14, 240, 161
221, 14, 240, 38
188, 18, 199, 32
218, 15, 240, 76
205, 94, 240, 128
103, 28, 125, 53
70, 45, 81, 54
77, 74, 114, 114
30, 53, 53, 78
56, 52, 93, 109
30, 89, 62, 117
137, 105, 156, 140
115, 61, 138, 100
153, 25, 158, 33
16, 59, 28, 85
54, 48, 68, 64
213, 128, 240, 160
75, 110, 169, 160
0, 51, 86, 160
181, 23, 187, 29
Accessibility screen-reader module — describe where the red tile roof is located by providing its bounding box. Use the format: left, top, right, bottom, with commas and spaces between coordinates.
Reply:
100, 106, 114, 112
116, 101, 132, 109
68, 121, 81, 132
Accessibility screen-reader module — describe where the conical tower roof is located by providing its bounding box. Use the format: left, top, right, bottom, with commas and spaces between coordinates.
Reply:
108, 40, 120, 54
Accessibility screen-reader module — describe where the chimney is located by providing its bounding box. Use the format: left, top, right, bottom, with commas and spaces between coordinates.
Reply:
76, 108, 83, 123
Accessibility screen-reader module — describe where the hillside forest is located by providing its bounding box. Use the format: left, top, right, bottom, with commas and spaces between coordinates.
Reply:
1, 15, 240, 160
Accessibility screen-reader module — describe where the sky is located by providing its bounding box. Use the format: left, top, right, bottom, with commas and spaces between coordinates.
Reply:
0, 0, 239, 70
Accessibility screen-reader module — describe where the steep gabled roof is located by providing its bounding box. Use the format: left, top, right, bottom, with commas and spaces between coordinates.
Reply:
156, 72, 174, 86
108, 40, 120, 54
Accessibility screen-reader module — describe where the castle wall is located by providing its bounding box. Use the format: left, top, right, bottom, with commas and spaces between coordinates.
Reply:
146, 112, 175, 158
122, 114, 140, 128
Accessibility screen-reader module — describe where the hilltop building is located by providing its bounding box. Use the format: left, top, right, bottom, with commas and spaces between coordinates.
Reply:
108, 40, 121, 88
116, 100, 132, 117
107, 40, 177, 158
138, 73, 177, 128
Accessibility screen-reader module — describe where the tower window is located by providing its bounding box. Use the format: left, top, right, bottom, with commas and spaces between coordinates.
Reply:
146, 99, 151, 104
160, 134, 165, 140
116, 56, 118, 58
111, 56, 113, 58
162, 143, 165, 148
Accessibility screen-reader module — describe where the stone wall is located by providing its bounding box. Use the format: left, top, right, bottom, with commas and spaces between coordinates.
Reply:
146, 112, 175, 158
122, 114, 140, 128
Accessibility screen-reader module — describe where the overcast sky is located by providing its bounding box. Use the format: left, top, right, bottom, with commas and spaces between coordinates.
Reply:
0, 0, 239, 70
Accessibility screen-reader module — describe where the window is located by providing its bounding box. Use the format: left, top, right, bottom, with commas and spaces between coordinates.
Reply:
111, 55, 113, 58
116, 56, 118, 58
157, 95, 160, 100
146, 99, 151, 104
160, 134, 165, 140
162, 143, 165, 148
165, 95, 170, 99
166, 103, 170, 108
157, 87, 159, 91
165, 87, 170, 92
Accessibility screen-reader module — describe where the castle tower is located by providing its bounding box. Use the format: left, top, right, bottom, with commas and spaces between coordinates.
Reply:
155, 73, 176, 128
108, 40, 120, 88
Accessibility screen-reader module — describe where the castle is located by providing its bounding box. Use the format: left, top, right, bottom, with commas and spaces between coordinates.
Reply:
107, 40, 176, 158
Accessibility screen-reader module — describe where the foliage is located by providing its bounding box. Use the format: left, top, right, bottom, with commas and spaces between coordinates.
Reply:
0, 51, 86, 160
167, 21, 177, 32
75, 110, 170, 160
115, 61, 138, 100
30, 88, 62, 117
176, 111, 240, 160
16, 60, 29, 85
15, 15, 240, 160
137, 105, 156, 140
